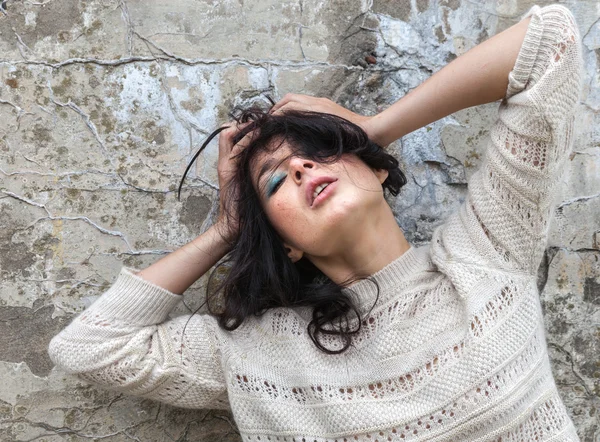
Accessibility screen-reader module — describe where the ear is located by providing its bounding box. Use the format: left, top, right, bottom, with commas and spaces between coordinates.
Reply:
284, 245, 304, 263
374, 168, 389, 184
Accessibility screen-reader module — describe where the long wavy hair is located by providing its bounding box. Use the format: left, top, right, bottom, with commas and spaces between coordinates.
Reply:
179, 103, 407, 354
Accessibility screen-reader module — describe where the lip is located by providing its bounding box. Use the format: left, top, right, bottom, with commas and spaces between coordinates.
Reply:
306, 176, 338, 207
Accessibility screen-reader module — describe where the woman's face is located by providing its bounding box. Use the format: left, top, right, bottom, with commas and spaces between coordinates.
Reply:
251, 143, 389, 261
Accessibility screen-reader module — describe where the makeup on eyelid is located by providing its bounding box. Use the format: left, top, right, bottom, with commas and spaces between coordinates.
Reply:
266, 172, 286, 197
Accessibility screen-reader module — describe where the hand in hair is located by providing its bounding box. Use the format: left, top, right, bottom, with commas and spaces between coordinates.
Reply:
270, 94, 384, 146
215, 122, 254, 243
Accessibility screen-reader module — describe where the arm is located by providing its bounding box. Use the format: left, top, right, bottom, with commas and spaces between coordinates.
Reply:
135, 223, 230, 295
367, 18, 530, 146
275, 5, 582, 275
135, 122, 247, 294
142, 12, 526, 291
48, 124, 248, 409
434, 5, 582, 275
271, 18, 531, 146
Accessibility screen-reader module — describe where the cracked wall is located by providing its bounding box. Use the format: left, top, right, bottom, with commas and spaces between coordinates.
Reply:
0, 0, 598, 440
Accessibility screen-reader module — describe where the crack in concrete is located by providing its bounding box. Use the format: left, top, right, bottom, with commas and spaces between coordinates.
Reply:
570, 149, 600, 158
0, 190, 171, 256
48, 96, 151, 191
0, 98, 35, 130
583, 16, 600, 42
119, 0, 134, 56
132, 38, 227, 192
22, 277, 104, 295
131, 37, 234, 191
1, 165, 115, 179
20, 153, 44, 167
1, 166, 213, 196
47, 96, 191, 194
49, 99, 110, 156
151, 59, 209, 137
1, 165, 214, 202
139, 158, 219, 191
298, 25, 307, 61
547, 342, 594, 397
547, 245, 600, 254
24, 0, 55, 5
14, 29, 34, 60
0, 97, 20, 112
1, 56, 162, 68
10, 415, 150, 441
1, 53, 360, 70
557, 192, 600, 209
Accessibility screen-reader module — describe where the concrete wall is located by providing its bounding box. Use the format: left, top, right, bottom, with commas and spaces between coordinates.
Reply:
0, 0, 598, 440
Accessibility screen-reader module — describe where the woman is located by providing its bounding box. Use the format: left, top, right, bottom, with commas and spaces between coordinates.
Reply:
49, 4, 582, 441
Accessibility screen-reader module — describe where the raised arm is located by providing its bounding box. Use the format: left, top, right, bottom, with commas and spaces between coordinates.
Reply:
271, 17, 531, 146
48, 124, 249, 409
134, 123, 247, 294
274, 5, 582, 276
134, 223, 230, 294
366, 18, 530, 146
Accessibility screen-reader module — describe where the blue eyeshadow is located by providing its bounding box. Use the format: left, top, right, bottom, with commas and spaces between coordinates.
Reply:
266, 172, 286, 197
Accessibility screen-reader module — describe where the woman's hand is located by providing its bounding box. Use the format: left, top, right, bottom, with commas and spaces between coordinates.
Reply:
271, 94, 386, 146
215, 122, 253, 244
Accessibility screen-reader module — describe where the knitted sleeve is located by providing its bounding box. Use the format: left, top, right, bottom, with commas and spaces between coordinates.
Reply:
48, 268, 229, 410
436, 5, 582, 276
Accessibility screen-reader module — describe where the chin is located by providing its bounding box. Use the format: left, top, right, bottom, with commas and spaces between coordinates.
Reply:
322, 194, 373, 229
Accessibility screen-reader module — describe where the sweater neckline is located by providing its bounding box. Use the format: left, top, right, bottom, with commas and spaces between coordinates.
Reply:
343, 245, 434, 315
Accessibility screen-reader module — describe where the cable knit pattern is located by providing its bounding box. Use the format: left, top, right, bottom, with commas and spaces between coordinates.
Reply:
49, 5, 582, 441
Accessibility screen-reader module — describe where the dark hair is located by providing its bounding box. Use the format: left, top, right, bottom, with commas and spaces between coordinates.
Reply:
179, 103, 407, 354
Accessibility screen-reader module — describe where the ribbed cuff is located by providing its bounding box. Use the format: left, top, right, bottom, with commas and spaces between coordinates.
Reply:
85, 267, 183, 326
506, 5, 544, 98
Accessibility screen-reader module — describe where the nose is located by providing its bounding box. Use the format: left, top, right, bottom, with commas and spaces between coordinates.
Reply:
289, 157, 314, 183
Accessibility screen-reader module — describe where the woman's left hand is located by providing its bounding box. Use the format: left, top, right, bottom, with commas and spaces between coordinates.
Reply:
270, 94, 384, 146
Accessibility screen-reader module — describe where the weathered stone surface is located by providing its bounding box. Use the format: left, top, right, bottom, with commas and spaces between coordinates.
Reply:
0, 301, 72, 376
0, 0, 598, 440
0, 0, 127, 61
540, 249, 600, 440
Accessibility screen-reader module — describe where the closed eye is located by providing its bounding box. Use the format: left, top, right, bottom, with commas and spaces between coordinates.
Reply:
266, 173, 286, 198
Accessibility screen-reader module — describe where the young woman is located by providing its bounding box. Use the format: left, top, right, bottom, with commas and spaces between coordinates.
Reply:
49, 4, 582, 441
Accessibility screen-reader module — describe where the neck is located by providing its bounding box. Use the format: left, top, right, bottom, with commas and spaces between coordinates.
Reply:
307, 204, 410, 285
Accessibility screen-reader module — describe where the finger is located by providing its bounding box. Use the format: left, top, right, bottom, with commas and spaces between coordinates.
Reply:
270, 93, 295, 113
219, 121, 252, 149
271, 93, 316, 113
271, 101, 314, 115
231, 130, 255, 156
218, 123, 256, 164
218, 128, 240, 162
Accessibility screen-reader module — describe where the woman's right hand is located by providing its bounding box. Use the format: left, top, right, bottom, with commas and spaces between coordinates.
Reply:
215, 122, 253, 244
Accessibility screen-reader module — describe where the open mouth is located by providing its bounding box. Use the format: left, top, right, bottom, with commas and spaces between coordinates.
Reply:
312, 183, 330, 202
308, 177, 338, 207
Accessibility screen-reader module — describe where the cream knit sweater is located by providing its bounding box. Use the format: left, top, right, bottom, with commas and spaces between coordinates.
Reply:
49, 5, 583, 441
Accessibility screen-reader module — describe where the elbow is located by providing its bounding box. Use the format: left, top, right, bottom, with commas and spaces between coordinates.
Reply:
48, 333, 87, 375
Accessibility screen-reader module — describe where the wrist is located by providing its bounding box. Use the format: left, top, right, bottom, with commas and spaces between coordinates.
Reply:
363, 114, 396, 147
211, 220, 238, 249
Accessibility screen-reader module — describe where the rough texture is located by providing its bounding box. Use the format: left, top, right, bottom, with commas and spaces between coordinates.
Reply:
0, 0, 598, 440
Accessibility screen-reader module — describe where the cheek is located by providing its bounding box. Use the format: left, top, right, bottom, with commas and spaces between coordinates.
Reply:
265, 199, 313, 248
266, 199, 302, 232
343, 164, 382, 190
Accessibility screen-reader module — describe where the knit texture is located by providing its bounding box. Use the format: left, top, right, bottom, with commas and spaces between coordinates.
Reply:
49, 5, 582, 441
